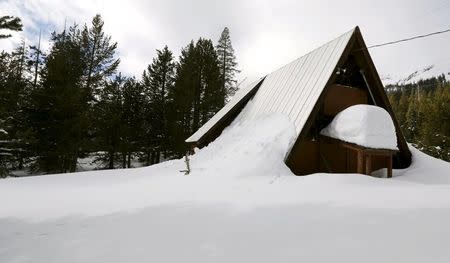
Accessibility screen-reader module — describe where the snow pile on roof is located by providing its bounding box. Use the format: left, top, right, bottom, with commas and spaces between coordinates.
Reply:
190, 112, 297, 178
321, 104, 398, 150
186, 78, 263, 143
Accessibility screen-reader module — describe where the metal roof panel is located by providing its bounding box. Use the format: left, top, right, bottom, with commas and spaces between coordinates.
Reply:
186, 28, 356, 143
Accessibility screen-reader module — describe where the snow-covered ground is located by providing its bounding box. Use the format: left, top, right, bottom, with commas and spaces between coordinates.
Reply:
1, 113, 450, 263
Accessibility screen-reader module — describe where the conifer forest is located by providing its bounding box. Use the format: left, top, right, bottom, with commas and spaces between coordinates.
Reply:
0, 14, 239, 176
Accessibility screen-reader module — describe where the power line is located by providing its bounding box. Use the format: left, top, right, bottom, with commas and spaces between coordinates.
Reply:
365, 28, 450, 50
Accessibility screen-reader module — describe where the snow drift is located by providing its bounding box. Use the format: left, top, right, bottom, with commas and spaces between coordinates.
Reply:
321, 104, 398, 150
1, 112, 450, 263
190, 113, 296, 178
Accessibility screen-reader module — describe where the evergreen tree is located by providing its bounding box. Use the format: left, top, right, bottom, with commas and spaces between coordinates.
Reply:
0, 41, 33, 172
142, 46, 175, 161
170, 39, 223, 156
418, 84, 450, 161
0, 16, 22, 39
197, 38, 224, 124
0, 127, 9, 177
81, 14, 120, 97
387, 75, 450, 162
216, 27, 239, 98
29, 32, 44, 88
405, 90, 419, 141
93, 74, 126, 169
94, 75, 146, 169
120, 77, 145, 168
0, 52, 10, 115
396, 89, 409, 128
170, 42, 197, 156
28, 25, 88, 173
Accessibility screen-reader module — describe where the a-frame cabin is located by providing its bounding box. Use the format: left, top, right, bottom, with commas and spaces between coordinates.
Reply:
186, 26, 412, 176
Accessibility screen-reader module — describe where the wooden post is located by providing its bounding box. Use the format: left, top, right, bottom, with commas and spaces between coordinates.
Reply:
357, 150, 364, 174
387, 155, 393, 178
365, 154, 372, 175
319, 135, 397, 178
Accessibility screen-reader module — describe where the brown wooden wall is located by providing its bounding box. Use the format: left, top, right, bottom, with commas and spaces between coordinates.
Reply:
287, 84, 389, 175
323, 84, 368, 116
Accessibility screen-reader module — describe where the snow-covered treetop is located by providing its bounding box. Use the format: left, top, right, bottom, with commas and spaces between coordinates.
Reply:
320, 104, 398, 150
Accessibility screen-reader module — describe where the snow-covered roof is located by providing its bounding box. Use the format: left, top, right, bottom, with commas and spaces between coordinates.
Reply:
187, 27, 356, 144
238, 28, 355, 135
320, 105, 398, 150
186, 78, 264, 143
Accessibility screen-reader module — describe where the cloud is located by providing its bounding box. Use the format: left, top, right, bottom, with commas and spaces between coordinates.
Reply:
1, 0, 449, 85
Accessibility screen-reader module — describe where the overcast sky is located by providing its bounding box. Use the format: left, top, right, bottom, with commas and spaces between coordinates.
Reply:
1, 0, 449, 85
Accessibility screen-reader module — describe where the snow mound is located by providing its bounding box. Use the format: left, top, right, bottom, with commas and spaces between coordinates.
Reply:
394, 146, 450, 184
320, 104, 398, 150
190, 113, 297, 177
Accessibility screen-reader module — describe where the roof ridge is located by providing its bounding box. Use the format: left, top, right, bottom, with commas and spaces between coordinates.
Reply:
267, 27, 357, 76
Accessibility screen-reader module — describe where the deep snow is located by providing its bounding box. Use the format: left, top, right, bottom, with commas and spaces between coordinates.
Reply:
321, 104, 398, 150
1, 113, 450, 263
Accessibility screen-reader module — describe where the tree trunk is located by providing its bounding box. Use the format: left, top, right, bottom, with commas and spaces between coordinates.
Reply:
127, 153, 131, 168
70, 155, 77, 173
108, 151, 114, 169
18, 154, 23, 170
150, 151, 156, 165
156, 150, 160, 163
146, 151, 151, 166
122, 152, 126, 168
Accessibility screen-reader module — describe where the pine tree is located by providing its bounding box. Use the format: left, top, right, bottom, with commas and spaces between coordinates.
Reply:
29, 31, 44, 88
120, 77, 145, 168
94, 75, 146, 169
170, 39, 224, 156
0, 123, 10, 177
81, 14, 120, 97
28, 25, 88, 173
170, 42, 197, 156
93, 74, 125, 169
0, 16, 22, 39
197, 38, 224, 124
0, 52, 10, 114
142, 46, 175, 161
422, 84, 450, 161
216, 27, 239, 98
396, 89, 409, 129
405, 90, 419, 141
0, 41, 33, 172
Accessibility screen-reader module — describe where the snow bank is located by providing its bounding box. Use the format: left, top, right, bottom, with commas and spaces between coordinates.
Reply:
393, 146, 450, 184
0, 113, 298, 221
1, 112, 450, 263
190, 113, 296, 178
321, 104, 398, 150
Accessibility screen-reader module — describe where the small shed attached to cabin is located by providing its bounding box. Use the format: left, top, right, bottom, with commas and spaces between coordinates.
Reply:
186, 26, 411, 176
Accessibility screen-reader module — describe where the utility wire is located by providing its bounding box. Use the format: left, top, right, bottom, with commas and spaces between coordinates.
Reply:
365, 28, 450, 50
